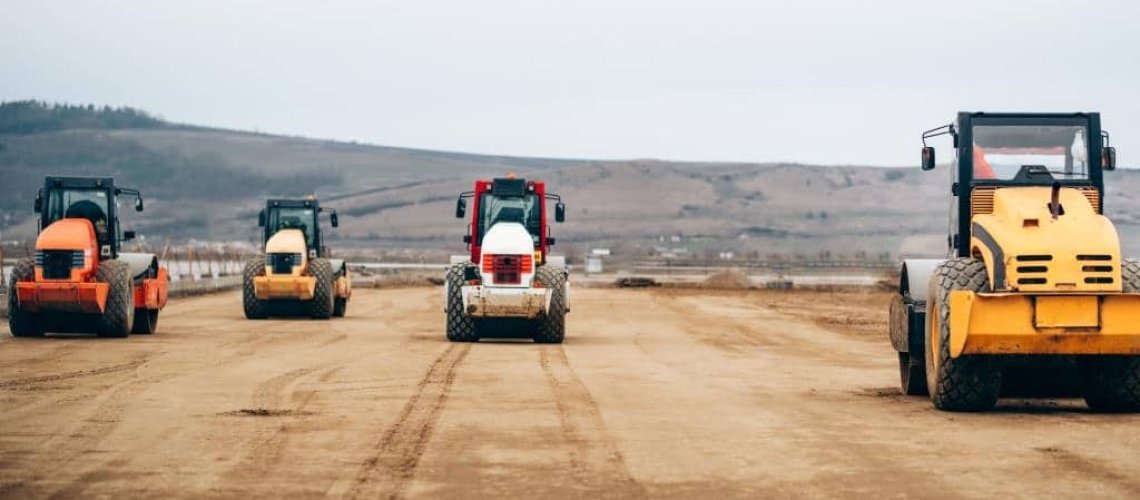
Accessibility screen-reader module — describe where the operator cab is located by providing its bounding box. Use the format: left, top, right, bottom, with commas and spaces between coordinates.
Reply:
34, 176, 144, 259
477, 178, 543, 246
449, 176, 565, 260
258, 198, 339, 258
454, 176, 566, 266
920, 112, 1116, 257
923, 113, 1113, 188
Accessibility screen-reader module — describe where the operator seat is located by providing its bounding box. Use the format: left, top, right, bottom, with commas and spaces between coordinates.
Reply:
65, 200, 110, 247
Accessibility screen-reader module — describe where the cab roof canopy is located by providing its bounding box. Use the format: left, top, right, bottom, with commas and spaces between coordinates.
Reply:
44, 176, 117, 190
267, 198, 321, 209
490, 178, 527, 197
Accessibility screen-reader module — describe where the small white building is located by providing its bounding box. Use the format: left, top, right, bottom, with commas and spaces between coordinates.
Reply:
585, 248, 609, 273
586, 255, 603, 273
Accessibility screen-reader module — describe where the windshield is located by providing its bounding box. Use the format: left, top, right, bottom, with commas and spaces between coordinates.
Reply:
46, 188, 113, 246
46, 188, 110, 224
478, 193, 541, 246
268, 207, 317, 248
972, 125, 1090, 181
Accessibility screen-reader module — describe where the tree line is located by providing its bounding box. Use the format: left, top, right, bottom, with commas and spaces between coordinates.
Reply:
0, 100, 164, 135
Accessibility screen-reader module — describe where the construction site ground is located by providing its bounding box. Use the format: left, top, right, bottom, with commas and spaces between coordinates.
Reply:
2, 287, 1139, 499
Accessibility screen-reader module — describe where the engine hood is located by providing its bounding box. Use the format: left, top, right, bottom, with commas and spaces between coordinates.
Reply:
265, 229, 309, 254
36, 218, 97, 251
479, 222, 537, 287
971, 187, 1121, 293
480, 223, 535, 257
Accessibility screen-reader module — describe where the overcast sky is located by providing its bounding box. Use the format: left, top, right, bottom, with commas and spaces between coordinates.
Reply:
3, 0, 1138, 166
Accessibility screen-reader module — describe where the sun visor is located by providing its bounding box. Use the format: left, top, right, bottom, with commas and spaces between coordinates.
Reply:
492, 178, 526, 197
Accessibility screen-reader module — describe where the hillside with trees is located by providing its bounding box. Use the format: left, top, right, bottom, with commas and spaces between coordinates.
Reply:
3, 101, 1139, 261
0, 100, 163, 135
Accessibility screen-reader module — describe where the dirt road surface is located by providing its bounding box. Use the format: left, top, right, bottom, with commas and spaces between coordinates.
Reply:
2, 287, 1139, 499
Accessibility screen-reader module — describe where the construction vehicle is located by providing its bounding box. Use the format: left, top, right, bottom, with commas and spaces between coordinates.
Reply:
7, 176, 169, 337
890, 112, 1140, 411
446, 176, 569, 343
242, 197, 350, 319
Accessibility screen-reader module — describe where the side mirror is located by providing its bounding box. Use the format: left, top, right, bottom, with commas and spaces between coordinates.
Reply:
921, 147, 936, 171
455, 198, 467, 219
1103, 147, 1117, 171
330, 211, 339, 227
123, 230, 137, 241
34, 193, 43, 213
555, 202, 566, 223
258, 210, 266, 227
135, 196, 144, 212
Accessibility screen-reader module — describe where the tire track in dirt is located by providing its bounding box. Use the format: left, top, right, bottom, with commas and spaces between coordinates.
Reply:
4, 357, 161, 499
216, 364, 331, 489
7, 315, 345, 497
635, 290, 966, 498
651, 291, 879, 369
0, 354, 152, 425
0, 356, 149, 389
540, 346, 647, 499
0, 321, 334, 427
229, 296, 425, 481
221, 308, 393, 488
31, 331, 357, 498
0, 289, 422, 497
0, 341, 74, 366
1035, 446, 1140, 497
37, 299, 400, 498
343, 343, 471, 500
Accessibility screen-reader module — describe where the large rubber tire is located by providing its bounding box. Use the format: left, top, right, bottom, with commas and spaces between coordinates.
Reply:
8, 258, 43, 338
96, 260, 134, 338
925, 258, 1001, 411
309, 258, 334, 320
445, 263, 478, 342
1079, 259, 1140, 412
533, 266, 568, 344
243, 258, 268, 320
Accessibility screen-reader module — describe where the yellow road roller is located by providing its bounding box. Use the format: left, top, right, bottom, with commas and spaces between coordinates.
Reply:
890, 112, 1140, 411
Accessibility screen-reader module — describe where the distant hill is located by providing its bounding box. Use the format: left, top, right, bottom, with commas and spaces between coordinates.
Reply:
3, 101, 1140, 260
0, 100, 163, 135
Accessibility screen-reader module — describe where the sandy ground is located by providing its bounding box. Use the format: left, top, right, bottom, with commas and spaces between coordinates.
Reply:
2, 287, 1139, 499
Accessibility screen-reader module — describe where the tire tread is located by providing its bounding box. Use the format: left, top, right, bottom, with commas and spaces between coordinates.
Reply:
533, 266, 567, 344
309, 258, 334, 320
96, 260, 133, 338
8, 258, 43, 337
242, 258, 268, 319
445, 263, 478, 342
927, 257, 1001, 411
1080, 259, 1140, 412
